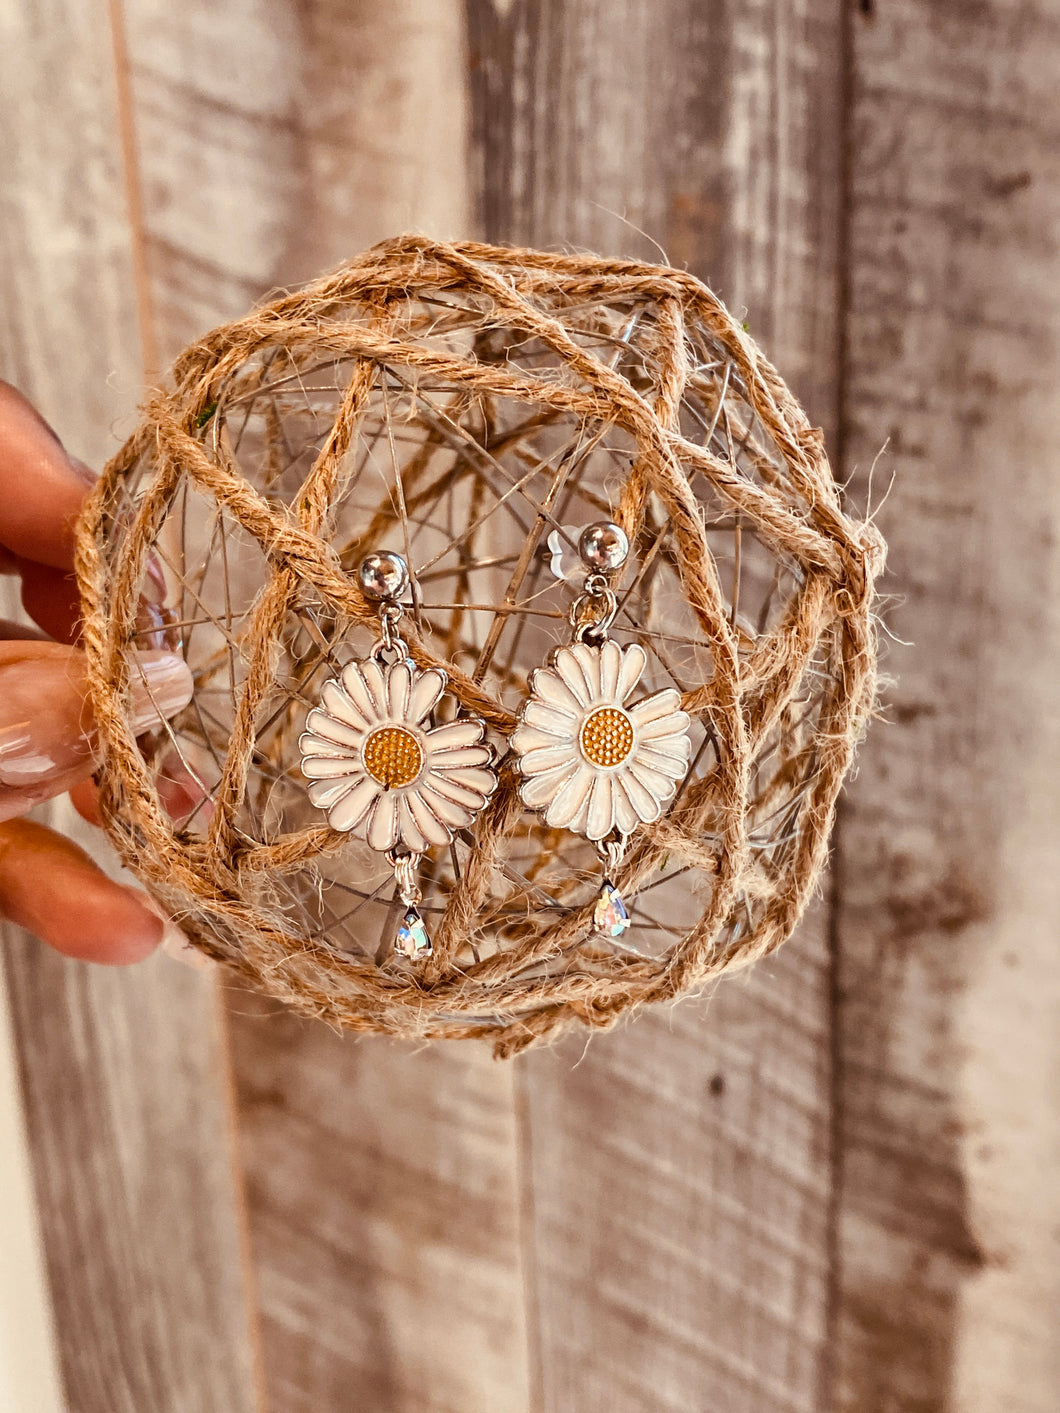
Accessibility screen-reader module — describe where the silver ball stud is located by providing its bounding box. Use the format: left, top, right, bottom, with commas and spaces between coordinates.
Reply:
358, 550, 410, 602
579, 521, 629, 573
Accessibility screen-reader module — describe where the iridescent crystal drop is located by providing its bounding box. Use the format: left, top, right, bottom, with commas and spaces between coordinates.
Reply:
395, 905, 432, 959
593, 880, 630, 938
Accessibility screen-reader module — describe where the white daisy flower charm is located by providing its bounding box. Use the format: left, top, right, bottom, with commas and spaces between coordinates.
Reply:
511, 639, 692, 843
299, 657, 498, 856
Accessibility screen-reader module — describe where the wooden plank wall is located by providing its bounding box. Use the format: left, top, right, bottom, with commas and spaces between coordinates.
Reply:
0, 3, 262, 1411
836, 3, 1060, 1409
2, 0, 1058, 1410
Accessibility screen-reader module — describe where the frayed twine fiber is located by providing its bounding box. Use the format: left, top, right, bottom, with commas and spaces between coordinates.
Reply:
75, 236, 883, 1058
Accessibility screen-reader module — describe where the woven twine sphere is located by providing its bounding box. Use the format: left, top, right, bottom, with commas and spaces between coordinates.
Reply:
76, 237, 884, 1056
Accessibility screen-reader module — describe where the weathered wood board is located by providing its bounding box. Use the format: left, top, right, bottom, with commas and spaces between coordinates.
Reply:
3, 0, 1060, 1409
0, 2, 261, 1409
834, 3, 1060, 1409
0, 958, 64, 1413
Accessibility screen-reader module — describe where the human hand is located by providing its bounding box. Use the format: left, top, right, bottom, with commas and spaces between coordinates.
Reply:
0, 381, 194, 963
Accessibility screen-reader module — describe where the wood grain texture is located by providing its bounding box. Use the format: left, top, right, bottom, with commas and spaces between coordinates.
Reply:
0, 2, 261, 1409
467, 2, 845, 1408
834, 2, 1060, 1409
125, 0, 470, 359
229, 995, 532, 1413
4, 932, 261, 1413
0, 955, 64, 1413
120, 3, 533, 1410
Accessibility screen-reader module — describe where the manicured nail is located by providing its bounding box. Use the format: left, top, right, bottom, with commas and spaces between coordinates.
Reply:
143, 554, 168, 605
66, 455, 98, 487
0, 648, 193, 788
0, 653, 94, 786
135, 598, 168, 650
135, 890, 215, 970
160, 920, 215, 970
128, 649, 194, 734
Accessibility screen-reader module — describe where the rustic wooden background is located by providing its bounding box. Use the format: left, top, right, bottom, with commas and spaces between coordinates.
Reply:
2, 1, 1058, 1409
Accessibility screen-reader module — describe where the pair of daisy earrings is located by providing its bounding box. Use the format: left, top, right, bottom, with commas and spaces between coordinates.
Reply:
298, 523, 692, 960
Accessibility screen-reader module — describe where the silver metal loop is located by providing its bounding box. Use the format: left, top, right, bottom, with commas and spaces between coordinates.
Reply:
594, 835, 628, 874
570, 577, 618, 643
369, 638, 410, 663
386, 848, 423, 905
570, 571, 618, 640
370, 602, 409, 661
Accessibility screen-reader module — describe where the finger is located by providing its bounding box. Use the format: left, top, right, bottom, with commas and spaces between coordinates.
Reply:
0, 819, 163, 963
156, 749, 210, 824
70, 752, 208, 830
0, 640, 193, 822
0, 382, 91, 570
69, 777, 103, 828
18, 557, 171, 648
0, 762, 102, 826
0, 385, 171, 640
0, 618, 48, 641
18, 559, 81, 644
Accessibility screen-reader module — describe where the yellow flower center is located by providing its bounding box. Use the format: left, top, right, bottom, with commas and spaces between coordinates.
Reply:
579, 707, 634, 768
362, 726, 424, 789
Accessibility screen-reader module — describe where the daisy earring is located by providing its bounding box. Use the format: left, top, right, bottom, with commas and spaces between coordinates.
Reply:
512, 522, 692, 939
299, 550, 498, 961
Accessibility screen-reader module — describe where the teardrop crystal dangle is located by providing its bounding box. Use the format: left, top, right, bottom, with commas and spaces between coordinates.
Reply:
396, 908, 432, 959
593, 883, 630, 939
592, 839, 631, 939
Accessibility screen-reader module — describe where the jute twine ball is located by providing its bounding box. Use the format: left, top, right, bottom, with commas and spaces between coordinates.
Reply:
76, 237, 884, 1056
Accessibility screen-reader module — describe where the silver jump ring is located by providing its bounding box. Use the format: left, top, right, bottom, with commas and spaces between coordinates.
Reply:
386, 849, 423, 905
370, 603, 409, 661
594, 836, 628, 874
570, 583, 618, 642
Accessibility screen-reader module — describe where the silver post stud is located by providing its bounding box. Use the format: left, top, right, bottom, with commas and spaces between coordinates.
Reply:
579, 521, 629, 573
358, 550, 410, 602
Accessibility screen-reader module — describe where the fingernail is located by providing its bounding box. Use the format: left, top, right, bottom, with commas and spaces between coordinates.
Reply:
0, 648, 193, 787
128, 650, 194, 734
143, 554, 168, 605
0, 653, 95, 786
66, 455, 98, 488
135, 598, 168, 650
161, 921, 215, 970
136, 890, 215, 970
